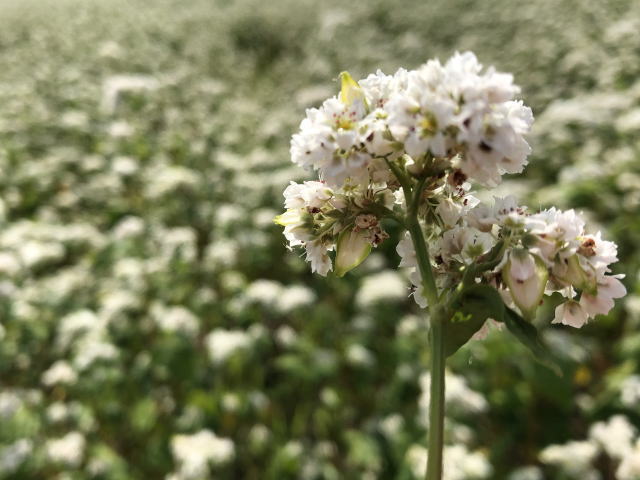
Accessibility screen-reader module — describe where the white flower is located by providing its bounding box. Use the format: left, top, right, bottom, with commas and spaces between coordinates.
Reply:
42, 361, 78, 387
467, 195, 523, 232
46, 431, 86, 467
396, 231, 417, 268
539, 441, 598, 477
435, 195, 479, 228
290, 96, 369, 186
276, 285, 316, 313
56, 310, 103, 350
0, 392, 22, 419
171, 430, 234, 479
152, 305, 199, 336
0, 252, 21, 275
458, 101, 533, 185
553, 301, 589, 328
101, 74, 159, 113
244, 279, 283, 308
396, 232, 428, 308
276, 181, 340, 276
618, 439, 640, 480
406, 443, 492, 480
507, 466, 543, 480
356, 270, 407, 308
385, 61, 456, 158
275, 325, 298, 348
525, 208, 585, 246
17, 240, 65, 269
359, 68, 408, 109
437, 225, 495, 265
346, 344, 375, 367
112, 216, 145, 239
580, 275, 627, 317
73, 337, 119, 371
205, 329, 252, 364
283, 181, 333, 210
0, 439, 33, 474
305, 240, 333, 276
620, 375, 640, 408
589, 415, 635, 459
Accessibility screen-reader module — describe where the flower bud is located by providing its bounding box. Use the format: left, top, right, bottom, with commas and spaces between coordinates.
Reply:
334, 228, 372, 277
339, 71, 368, 109
553, 255, 597, 295
503, 250, 549, 320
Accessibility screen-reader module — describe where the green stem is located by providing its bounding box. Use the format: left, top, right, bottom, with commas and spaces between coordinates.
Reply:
405, 176, 438, 307
426, 318, 445, 480
398, 171, 445, 480
406, 215, 439, 306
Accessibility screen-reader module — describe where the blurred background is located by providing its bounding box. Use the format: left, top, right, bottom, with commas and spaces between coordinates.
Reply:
0, 0, 639, 479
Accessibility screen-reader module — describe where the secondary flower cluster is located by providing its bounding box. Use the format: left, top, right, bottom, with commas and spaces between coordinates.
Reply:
398, 194, 626, 327
277, 51, 625, 328
276, 180, 393, 276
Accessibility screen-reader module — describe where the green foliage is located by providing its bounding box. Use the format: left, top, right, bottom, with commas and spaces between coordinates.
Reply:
503, 308, 562, 377
445, 284, 504, 358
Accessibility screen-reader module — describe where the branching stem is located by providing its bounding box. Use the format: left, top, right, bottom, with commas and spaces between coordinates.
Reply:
393, 168, 445, 480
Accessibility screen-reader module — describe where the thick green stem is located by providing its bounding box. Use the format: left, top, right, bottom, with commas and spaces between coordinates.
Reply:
426, 319, 445, 480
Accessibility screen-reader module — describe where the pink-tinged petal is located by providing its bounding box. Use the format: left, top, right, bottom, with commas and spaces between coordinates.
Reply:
600, 276, 627, 299
580, 293, 614, 317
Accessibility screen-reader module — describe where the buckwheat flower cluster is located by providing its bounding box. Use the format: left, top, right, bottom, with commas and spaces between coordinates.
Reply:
398, 194, 625, 326
290, 51, 533, 189
278, 50, 625, 332
275, 179, 393, 276
469, 197, 625, 327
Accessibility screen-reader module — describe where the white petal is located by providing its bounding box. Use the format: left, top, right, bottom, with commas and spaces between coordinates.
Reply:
552, 301, 589, 328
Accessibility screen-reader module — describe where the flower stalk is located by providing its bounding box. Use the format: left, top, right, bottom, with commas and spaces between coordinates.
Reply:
426, 318, 446, 480
403, 178, 445, 480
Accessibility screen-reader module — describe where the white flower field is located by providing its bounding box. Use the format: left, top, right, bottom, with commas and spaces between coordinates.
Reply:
0, 0, 639, 479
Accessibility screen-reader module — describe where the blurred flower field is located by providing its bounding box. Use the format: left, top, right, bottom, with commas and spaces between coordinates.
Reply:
0, 0, 639, 479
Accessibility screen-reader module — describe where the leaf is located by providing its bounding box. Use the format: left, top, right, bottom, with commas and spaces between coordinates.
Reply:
503, 307, 563, 376
334, 228, 372, 277
444, 284, 505, 357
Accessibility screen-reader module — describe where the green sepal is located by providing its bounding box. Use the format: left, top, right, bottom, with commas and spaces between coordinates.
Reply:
503, 307, 562, 376
557, 255, 597, 295
443, 284, 505, 357
334, 228, 372, 277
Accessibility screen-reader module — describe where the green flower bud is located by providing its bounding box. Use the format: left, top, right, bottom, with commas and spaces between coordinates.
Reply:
339, 71, 368, 110
334, 228, 372, 277
553, 254, 597, 295
503, 250, 549, 320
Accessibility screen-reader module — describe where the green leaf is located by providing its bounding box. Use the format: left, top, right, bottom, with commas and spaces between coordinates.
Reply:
503, 307, 563, 376
444, 284, 505, 357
